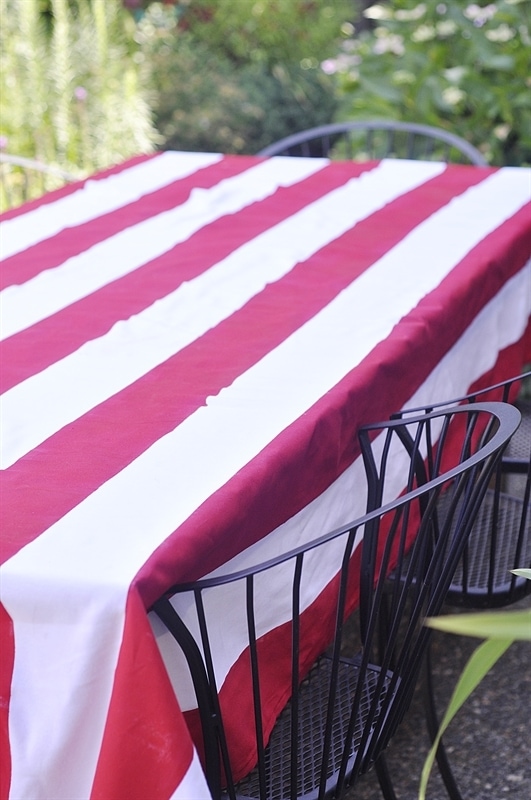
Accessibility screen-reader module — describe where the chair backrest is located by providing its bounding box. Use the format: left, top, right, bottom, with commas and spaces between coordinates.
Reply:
257, 120, 487, 165
151, 402, 517, 800
393, 371, 531, 607
0, 153, 76, 211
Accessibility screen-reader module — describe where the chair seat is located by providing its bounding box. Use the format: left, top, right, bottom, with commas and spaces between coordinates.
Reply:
232, 655, 392, 800
506, 399, 531, 460
388, 485, 530, 606
447, 487, 530, 605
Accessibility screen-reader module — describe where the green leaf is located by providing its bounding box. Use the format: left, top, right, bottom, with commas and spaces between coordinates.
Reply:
426, 609, 531, 640
512, 568, 531, 580
478, 55, 516, 72
418, 637, 513, 800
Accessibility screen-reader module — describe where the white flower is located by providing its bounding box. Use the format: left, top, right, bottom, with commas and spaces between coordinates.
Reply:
486, 23, 516, 41
392, 70, 416, 85
321, 53, 361, 75
444, 66, 467, 83
464, 4, 497, 26
464, 3, 481, 18
373, 34, 405, 55
494, 124, 510, 140
436, 20, 458, 36
411, 24, 436, 42
395, 4, 427, 21
321, 59, 337, 75
363, 4, 393, 20
443, 87, 466, 105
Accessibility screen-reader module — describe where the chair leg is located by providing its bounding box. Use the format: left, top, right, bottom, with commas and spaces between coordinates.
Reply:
375, 753, 398, 800
424, 642, 464, 800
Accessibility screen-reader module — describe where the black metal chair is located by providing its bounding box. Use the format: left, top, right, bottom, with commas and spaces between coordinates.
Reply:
257, 120, 488, 165
151, 402, 518, 800
392, 371, 531, 800
395, 371, 531, 609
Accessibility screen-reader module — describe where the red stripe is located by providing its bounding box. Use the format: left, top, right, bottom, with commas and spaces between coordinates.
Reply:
1, 161, 372, 393
0, 154, 257, 291
0, 167, 495, 566
0, 604, 14, 800
90, 589, 194, 800
0, 153, 154, 224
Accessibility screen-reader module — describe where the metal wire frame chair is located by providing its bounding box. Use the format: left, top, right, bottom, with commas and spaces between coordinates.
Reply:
395, 371, 531, 609
390, 372, 531, 800
257, 120, 488, 165
0, 153, 76, 211
151, 402, 518, 800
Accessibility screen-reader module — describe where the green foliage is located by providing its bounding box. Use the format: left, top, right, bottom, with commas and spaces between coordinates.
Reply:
419, 569, 531, 799
0, 0, 157, 207
136, 1, 346, 154
327, 1, 531, 165
174, 0, 352, 68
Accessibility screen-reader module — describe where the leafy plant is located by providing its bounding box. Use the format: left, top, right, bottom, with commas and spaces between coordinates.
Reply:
419, 568, 531, 799
326, 0, 531, 165
0, 0, 157, 209
172, 0, 352, 69
135, 1, 348, 154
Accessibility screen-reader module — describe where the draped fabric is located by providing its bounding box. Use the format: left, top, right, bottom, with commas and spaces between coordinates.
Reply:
1, 152, 530, 800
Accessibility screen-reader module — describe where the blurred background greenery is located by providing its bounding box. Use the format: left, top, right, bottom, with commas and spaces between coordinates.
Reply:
1, 0, 530, 209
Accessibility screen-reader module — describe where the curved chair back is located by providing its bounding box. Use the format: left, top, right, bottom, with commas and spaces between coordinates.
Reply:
394, 372, 531, 607
151, 402, 518, 800
257, 120, 487, 165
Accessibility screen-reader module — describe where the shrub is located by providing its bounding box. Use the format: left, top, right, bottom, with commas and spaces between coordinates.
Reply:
325, 0, 531, 165
0, 0, 157, 179
135, 1, 348, 154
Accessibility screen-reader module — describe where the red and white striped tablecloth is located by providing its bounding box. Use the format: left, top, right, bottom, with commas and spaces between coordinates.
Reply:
1, 152, 530, 800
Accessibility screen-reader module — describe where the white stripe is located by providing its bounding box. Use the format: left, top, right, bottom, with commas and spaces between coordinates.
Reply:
0, 156, 326, 341
0, 159, 445, 468
0, 151, 222, 261
4, 581, 127, 800
169, 750, 212, 800
153, 260, 531, 712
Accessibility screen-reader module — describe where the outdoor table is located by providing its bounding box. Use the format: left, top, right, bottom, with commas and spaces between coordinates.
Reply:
1, 151, 530, 800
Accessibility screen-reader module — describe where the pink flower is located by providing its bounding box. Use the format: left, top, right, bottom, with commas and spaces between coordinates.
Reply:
74, 86, 88, 102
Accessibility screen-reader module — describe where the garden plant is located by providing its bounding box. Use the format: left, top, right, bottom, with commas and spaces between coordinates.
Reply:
327, 0, 531, 165
419, 568, 531, 799
0, 0, 156, 209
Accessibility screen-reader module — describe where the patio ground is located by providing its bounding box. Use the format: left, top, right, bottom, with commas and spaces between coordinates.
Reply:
345, 596, 531, 800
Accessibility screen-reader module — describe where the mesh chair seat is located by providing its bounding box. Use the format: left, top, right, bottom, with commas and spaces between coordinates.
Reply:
393, 372, 531, 608
233, 655, 391, 800
506, 399, 531, 460
446, 488, 530, 604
